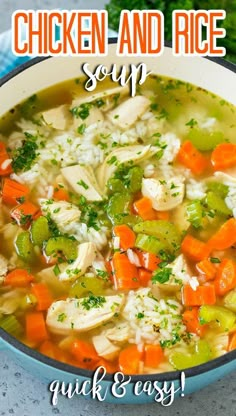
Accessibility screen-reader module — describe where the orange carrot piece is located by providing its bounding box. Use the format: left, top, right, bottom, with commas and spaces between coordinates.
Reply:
53, 186, 69, 201
228, 332, 236, 351
182, 307, 207, 336
2, 178, 30, 205
208, 218, 236, 250
196, 259, 216, 282
119, 345, 143, 375
182, 284, 216, 306
113, 224, 136, 250
137, 250, 161, 271
112, 251, 139, 290
211, 143, 236, 170
177, 141, 208, 175
133, 197, 157, 220
138, 268, 152, 286
181, 234, 211, 262
155, 211, 170, 221
0, 142, 12, 176
39, 340, 68, 363
71, 340, 99, 370
4, 269, 34, 287
96, 358, 119, 374
25, 312, 48, 344
144, 344, 164, 368
31, 283, 53, 311
214, 258, 236, 296
11, 201, 39, 225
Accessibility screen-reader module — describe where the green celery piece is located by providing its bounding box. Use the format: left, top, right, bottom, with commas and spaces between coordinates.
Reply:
186, 200, 203, 228
135, 233, 167, 255
107, 178, 126, 194
199, 305, 236, 331
188, 128, 225, 151
224, 290, 236, 312
133, 220, 181, 253
69, 277, 105, 298
45, 237, 78, 261
169, 340, 211, 370
206, 191, 232, 216
127, 166, 144, 193
0, 315, 23, 336
107, 192, 131, 225
31, 216, 51, 246
15, 231, 35, 263
206, 181, 229, 198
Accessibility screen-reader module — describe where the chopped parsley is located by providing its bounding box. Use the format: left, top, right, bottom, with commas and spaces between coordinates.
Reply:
152, 268, 172, 284
77, 123, 86, 134
96, 269, 109, 280
136, 312, 145, 319
81, 295, 106, 310
210, 257, 221, 264
57, 313, 67, 322
19, 213, 33, 226
94, 98, 105, 108
185, 118, 198, 127
107, 156, 118, 165
77, 180, 89, 190
70, 103, 92, 120
12, 132, 38, 172
53, 264, 61, 276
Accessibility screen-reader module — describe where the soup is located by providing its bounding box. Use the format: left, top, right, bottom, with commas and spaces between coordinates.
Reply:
0, 74, 236, 375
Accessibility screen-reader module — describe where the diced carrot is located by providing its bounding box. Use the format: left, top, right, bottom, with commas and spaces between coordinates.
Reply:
137, 250, 161, 271
228, 332, 236, 351
214, 258, 236, 296
119, 345, 143, 375
31, 283, 53, 311
182, 284, 216, 306
70, 340, 99, 370
196, 259, 216, 282
113, 224, 136, 250
181, 234, 211, 262
11, 201, 39, 226
133, 197, 157, 220
177, 141, 208, 175
155, 211, 170, 221
25, 311, 48, 344
39, 340, 68, 363
2, 178, 30, 205
138, 268, 152, 286
0, 142, 12, 176
4, 269, 34, 287
211, 143, 236, 170
112, 251, 139, 290
208, 218, 236, 250
144, 344, 164, 368
96, 358, 119, 374
182, 307, 207, 336
53, 186, 69, 201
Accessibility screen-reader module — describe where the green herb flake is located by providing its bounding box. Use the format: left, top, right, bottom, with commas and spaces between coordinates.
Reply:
57, 313, 67, 322
77, 180, 89, 190
186, 118, 198, 128
77, 124, 86, 135
210, 257, 221, 264
136, 312, 145, 319
12, 134, 39, 172
152, 268, 172, 284
107, 156, 118, 165
81, 295, 106, 311
53, 264, 61, 276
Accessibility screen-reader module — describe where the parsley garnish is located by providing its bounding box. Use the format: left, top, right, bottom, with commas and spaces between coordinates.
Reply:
81, 295, 106, 310
186, 118, 198, 127
136, 312, 145, 319
210, 257, 221, 264
77, 124, 86, 135
12, 132, 38, 172
152, 268, 172, 284
57, 313, 67, 322
77, 180, 89, 190
53, 264, 60, 276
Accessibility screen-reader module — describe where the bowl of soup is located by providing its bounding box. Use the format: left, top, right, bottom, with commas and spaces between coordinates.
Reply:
0, 41, 236, 404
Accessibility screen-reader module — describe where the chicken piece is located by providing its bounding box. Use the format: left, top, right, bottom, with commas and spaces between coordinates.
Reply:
59, 242, 97, 282
46, 294, 125, 334
61, 165, 103, 201
71, 85, 129, 112
92, 334, 120, 361
96, 145, 154, 192
40, 200, 81, 234
42, 105, 69, 130
107, 96, 150, 129
105, 321, 130, 343
142, 177, 185, 211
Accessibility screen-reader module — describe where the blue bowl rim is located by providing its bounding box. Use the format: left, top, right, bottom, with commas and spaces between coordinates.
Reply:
0, 38, 236, 383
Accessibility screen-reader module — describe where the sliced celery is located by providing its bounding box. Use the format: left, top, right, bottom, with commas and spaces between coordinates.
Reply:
0, 315, 23, 336
224, 289, 236, 312
107, 192, 131, 225
15, 231, 35, 263
45, 237, 78, 261
133, 220, 181, 253
135, 233, 166, 255
206, 181, 229, 198
31, 216, 51, 246
127, 166, 144, 193
206, 192, 231, 216
169, 340, 211, 370
107, 178, 126, 194
199, 305, 236, 331
186, 200, 203, 228
69, 277, 105, 298
188, 128, 225, 151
